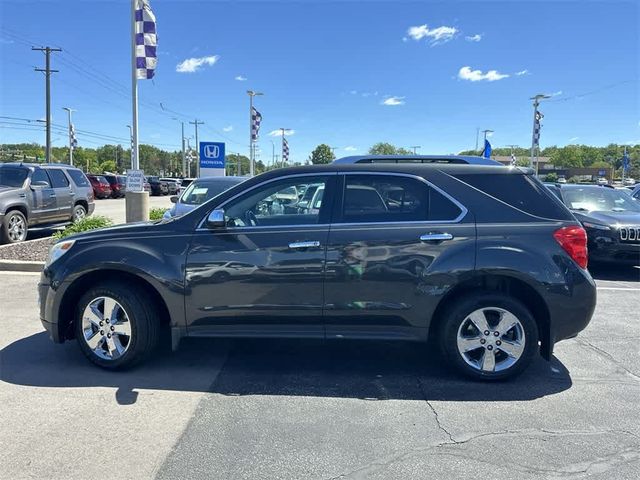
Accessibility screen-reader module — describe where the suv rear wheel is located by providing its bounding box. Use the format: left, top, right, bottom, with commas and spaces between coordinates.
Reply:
439, 293, 539, 380
75, 282, 160, 369
72, 204, 87, 223
1, 210, 28, 243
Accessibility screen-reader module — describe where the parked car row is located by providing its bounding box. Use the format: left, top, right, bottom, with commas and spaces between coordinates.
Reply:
85, 174, 189, 199
0, 163, 95, 243
39, 159, 598, 381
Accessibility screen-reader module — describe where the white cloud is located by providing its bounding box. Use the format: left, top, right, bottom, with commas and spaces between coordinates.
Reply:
551, 90, 563, 97
381, 96, 405, 106
268, 129, 295, 136
176, 55, 220, 73
349, 90, 358, 95
406, 24, 458, 45
465, 34, 482, 42
235, 75, 247, 81
458, 66, 509, 82
569, 137, 579, 142
344, 146, 358, 152
515, 69, 529, 76
223, 125, 233, 132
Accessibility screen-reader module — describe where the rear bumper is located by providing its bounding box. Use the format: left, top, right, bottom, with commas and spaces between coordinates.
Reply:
87, 202, 95, 216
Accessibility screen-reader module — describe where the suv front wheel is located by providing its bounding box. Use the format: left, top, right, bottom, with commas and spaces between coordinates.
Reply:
1, 210, 28, 243
439, 293, 539, 380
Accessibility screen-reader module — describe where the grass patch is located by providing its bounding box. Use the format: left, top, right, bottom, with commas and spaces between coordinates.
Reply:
53, 216, 113, 240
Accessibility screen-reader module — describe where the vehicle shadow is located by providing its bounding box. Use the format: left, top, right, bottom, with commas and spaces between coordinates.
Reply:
1, 333, 572, 405
589, 264, 640, 282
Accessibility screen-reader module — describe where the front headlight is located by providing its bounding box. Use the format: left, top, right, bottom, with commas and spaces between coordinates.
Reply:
582, 221, 610, 231
45, 240, 75, 268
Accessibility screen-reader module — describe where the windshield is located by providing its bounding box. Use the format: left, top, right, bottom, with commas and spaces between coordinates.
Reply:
0, 167, 29, 187
180, 179, 241, 205
563, 187, 640, 213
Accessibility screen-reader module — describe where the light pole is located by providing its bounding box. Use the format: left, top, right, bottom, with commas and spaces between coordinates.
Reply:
189, 119, 204, 177
62, 107, 75, 165
126, 125, 133, 169
409, 146, 421, 155
270, 140, 275, 169
530, 94, 550, 172
247, 90, 264, 176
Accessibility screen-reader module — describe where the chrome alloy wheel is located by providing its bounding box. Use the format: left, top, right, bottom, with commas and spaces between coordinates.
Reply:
81, 296, 132, 360
456, 307, 526, 373
74, 206, 86, 221
7, 214, 26, 242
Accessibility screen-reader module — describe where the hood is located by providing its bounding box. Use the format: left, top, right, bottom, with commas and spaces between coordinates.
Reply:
64, 221, 157, 242
575, 210, 640, 226
0, 185, 20, 196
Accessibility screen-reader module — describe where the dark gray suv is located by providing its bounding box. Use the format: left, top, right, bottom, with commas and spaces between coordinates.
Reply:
0, 163, 95, 243
38, 163, 596, 380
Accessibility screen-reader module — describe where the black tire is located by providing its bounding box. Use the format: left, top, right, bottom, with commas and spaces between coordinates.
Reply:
72, 204, 87, 223
438, 293, 539, 381
1, 210, 28, 244
75, 282, 160, 369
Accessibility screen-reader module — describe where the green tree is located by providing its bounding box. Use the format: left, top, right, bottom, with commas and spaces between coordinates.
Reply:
368, 142, 398, 155
544, 172, 559, 182
309, 144, 335, 164
99, 160, 117, 173
226, 154, 250, 176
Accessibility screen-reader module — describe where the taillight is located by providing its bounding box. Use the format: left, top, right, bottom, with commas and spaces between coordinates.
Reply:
554, 226, 588, 269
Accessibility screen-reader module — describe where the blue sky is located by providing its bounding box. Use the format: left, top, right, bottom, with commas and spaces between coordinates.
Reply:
1, 0, 638, 165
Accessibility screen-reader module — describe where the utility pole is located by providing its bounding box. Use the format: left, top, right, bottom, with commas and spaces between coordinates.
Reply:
189, 119, 204, 177
33, 46, 62, 163
62, 107, 75, 165
530, 94, 550, 172
126, 125, 133, 168
410, 146, 421, 155
247, 90, 264, 176
180, 121, 186, 177
475, 127, 480, 152
270, 140, 276, 169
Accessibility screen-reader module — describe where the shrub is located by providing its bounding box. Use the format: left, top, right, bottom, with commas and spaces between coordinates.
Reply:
53, 216, 113, 240
544, 172, 559, 183
149, 207, 168, 221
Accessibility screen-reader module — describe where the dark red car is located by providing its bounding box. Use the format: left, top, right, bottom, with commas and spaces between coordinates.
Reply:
102, 174, 126, 198
86, 175, 112, 199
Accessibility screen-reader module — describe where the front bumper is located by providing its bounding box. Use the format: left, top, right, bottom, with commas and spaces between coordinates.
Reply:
87, 202, 95, 215
589, 238, 640, 265
38, 278, 63, 343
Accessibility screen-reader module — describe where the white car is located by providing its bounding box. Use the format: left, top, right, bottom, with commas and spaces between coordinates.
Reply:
596, 177, 608, 185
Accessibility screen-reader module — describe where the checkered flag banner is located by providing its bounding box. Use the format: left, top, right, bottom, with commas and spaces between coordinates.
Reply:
251, 107, 262, 141
282, 137, 289, 163
69, 124, 78, 148
533, 110, 544, 148
135, 0, 157, 80
510, 152, 516, 166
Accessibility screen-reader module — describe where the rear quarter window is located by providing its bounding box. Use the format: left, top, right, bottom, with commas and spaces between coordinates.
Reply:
455, 173, 573, 220
67, 169, 90, 187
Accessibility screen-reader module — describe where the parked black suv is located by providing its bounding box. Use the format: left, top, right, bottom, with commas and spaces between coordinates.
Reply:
38, 164, 596, 380
146, 176, 169, 196
0, 163, 95, 243
546, 183, 640, 265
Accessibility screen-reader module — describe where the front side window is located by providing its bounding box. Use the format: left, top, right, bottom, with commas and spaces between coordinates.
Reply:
31, 169, 52, 187
47, 169, 70, 188
223, 176, 330, 227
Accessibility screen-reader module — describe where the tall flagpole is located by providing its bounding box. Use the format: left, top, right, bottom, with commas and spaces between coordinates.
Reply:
131, 0, 139, 170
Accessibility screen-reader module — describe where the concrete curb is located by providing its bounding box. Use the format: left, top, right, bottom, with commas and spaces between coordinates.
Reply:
0, 259, 44, 273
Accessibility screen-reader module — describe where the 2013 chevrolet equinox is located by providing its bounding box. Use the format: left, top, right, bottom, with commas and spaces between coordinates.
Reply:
38, 163, 597, 380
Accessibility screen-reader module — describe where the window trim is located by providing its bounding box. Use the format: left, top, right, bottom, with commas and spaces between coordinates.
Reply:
333, 171, 468, 225
30, 167, 53, 188
196, 172, 339, 231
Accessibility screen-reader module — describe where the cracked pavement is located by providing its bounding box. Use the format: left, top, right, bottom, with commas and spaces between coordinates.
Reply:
1, 265, 639, 479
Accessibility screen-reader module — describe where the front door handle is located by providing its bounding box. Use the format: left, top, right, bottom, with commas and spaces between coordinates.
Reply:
420, 232, 454, 243
289, 241, 321, 249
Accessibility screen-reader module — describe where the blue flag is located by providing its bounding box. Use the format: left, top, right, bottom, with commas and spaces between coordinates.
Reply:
482, 139, 492, 159
622, 150, 630, 172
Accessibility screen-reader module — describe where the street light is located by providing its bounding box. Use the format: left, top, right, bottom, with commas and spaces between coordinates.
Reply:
530, 94, 551, 172
126, 125, 133, 169
62, 107, 75, 165
247, 90, 264, 176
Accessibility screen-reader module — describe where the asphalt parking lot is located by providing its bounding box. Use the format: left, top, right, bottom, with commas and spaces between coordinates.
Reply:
1, 265, 639, 480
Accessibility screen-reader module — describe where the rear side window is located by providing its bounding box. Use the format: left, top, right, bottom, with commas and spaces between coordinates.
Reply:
67, 169, 90, 187
47, 169, 70, 188
339, 175, 463, 223
455, 174, 573, 220
31, 169, 51, 187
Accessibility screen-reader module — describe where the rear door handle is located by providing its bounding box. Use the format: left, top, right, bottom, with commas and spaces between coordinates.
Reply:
289, 241, 321, 249
420, 232, 454, 242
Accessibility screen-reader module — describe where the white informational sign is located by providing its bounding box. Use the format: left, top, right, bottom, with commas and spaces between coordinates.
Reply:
126, 169, 145, 192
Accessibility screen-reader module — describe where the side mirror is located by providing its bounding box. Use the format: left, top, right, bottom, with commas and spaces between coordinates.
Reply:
30, 181, 50, 190
206, 209, 226, 228
170, 195, 178, 204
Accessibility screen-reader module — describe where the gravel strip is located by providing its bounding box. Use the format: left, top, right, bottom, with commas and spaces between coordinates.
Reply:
0, 237, 55, 262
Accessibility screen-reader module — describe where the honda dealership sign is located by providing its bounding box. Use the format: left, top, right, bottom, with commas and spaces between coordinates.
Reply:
199, 142, 225, 177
